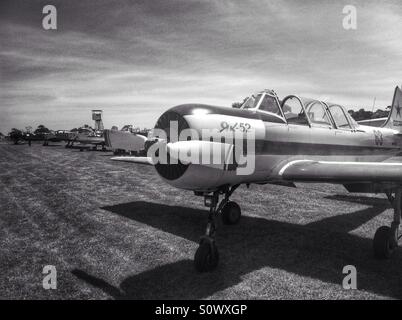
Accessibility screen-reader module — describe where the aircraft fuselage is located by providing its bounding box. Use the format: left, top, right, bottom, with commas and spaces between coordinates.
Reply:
154, 104, 401, 191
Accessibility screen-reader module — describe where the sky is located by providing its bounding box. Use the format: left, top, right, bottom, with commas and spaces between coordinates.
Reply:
0, 0, 401, 133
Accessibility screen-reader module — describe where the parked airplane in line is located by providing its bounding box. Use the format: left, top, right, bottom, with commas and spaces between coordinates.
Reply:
104, 125, 149, 155
43, 130, 73, 146
42, 127, 105, 149
110, 86, 402, 272
67, 127, 106, 151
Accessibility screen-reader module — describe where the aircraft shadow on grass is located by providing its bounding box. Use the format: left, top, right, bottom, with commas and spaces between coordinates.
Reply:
72, 197, 402, 299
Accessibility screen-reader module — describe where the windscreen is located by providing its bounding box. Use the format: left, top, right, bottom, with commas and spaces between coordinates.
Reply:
242, 93, 263, 109
258, 94, 282, 115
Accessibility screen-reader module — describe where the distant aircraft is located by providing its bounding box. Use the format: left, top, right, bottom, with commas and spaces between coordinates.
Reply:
104, 125, 149, 155
43, 130, 71, 146
8, 127, 46, 145
42, 127, 106, 150
110, 86, 402, 272
69, 127, 106, 151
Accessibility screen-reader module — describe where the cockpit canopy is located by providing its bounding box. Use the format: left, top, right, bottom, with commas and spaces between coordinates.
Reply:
241, 89, 357, 130
241, 90, 283, 116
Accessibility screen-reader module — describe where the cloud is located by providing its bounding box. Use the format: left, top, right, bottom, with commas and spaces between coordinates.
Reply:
0, 0, 401, 133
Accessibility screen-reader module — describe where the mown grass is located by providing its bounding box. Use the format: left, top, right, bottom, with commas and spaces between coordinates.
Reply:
0, 142, 401, 299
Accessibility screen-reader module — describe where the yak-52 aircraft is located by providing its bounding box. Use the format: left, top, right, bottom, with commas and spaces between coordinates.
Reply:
109, 86, 402, 272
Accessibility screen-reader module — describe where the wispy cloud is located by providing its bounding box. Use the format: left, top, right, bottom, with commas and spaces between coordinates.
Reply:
0, 0, 401, 132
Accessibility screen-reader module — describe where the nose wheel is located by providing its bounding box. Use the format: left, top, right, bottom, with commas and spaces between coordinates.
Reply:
373, 225, 398, 259
373, 190, 402, 259
222, 201, 241, 225
194, 238, 219, 272
194, 185, 240, 272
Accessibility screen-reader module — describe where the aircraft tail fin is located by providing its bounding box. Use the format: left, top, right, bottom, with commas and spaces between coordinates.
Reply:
383, 86, 402, 133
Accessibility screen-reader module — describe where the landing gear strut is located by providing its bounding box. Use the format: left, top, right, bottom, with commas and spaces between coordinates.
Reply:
373, 189, 402, 259
194, 185, 240, 272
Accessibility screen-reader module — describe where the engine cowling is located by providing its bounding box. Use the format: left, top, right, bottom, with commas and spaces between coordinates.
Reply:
150, 104, 266, 191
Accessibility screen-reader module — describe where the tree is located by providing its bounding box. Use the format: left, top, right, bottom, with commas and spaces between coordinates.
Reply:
9, 128, 23, 144
34, 124, 50, 134
372, 109, 389, 119
348, 108, 389, 121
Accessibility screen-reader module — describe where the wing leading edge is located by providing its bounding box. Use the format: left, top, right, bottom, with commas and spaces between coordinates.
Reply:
279, 160, 402, 183
111, 156, 154, 165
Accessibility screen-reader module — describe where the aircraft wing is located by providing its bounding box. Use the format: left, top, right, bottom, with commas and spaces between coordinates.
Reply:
279, 160, 402, 183
110, 140, 234, 169
111, 156, 154, 165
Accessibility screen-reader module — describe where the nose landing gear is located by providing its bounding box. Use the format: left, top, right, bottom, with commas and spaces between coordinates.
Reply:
194, 185, 240, 272
222, 201, 241, 225
373, 189, 402, 259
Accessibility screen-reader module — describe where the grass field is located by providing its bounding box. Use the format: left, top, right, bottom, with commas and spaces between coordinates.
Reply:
1, 142, 402, 299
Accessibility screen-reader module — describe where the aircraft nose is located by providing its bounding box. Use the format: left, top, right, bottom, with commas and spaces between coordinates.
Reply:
153, 108, 190, 180
154, 108, 190, 140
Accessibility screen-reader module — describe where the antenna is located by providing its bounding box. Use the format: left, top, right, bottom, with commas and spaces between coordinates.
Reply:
371, 97, 376, 113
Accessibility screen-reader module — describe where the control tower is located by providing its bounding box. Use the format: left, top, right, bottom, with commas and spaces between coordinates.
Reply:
92, 110, 104, 131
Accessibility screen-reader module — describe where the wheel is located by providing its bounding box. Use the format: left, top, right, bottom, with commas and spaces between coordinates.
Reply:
194, 240, 219, 272
373, 226, 396, 259
221, 201, 241, 225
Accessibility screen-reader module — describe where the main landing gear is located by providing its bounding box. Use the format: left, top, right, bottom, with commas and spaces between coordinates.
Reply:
194, 185, 241, 272
373, 190, 402, 259
65, 141, 74, 148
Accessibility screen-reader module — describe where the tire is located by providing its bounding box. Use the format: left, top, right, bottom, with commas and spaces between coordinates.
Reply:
373, 226, 395, 259
221, 201, 241, 225
194, 241, 219, 272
